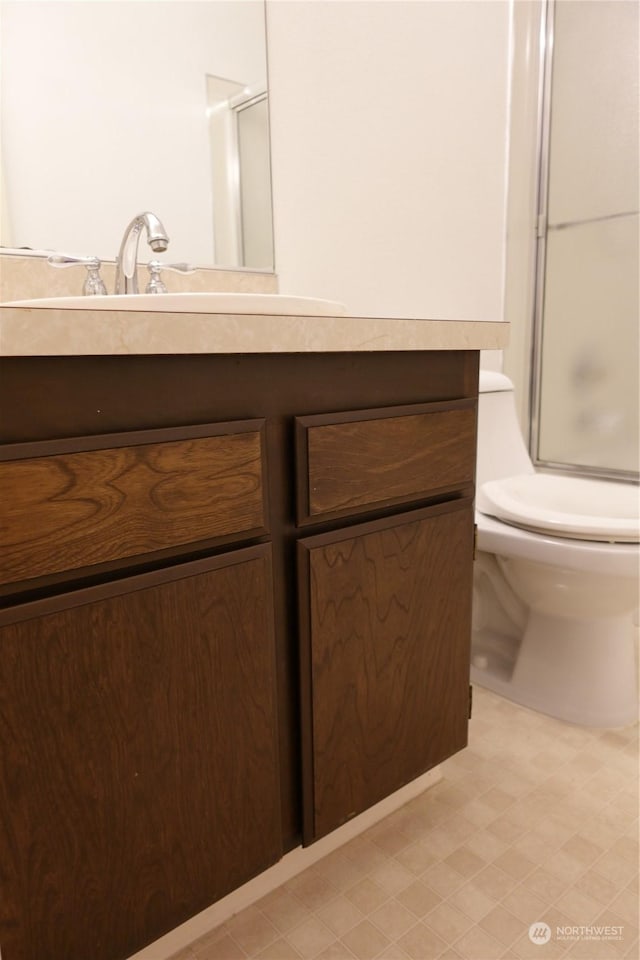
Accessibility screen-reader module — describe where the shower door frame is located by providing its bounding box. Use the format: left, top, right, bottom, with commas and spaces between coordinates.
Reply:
529, 0, 639, 483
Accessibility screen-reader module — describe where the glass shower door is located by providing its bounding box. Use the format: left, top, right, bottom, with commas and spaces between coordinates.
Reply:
534, 0, 639, 477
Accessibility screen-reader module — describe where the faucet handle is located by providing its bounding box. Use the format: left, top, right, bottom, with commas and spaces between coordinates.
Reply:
47, 254, 108, 296
145, 260, 196, 294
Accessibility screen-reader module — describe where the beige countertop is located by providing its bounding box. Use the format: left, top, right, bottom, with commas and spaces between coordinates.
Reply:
0, 305, 508, 356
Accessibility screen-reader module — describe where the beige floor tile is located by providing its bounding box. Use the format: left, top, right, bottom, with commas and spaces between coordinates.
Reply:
591, 850, 639, 887
448, 881, 499, 922
444, 845, 487, 879
479, 787, 518, 814
286, 916, 337, 960
434, 783, 470, 810
420, 862, 467, 898
368, 860, 417, 896
623, 938, 639, 959
609, 836, 639, 866
419, 826, 462, 860
580, 816, 628, 852
573, 867, 620, 908
585, 768, 633, 804
423, 901, 474, 944
393, 841, 438, 876
561, 834, 605, 867
443, 814, 478, 846
397, 921, 448, 959
473, 863, 517, 900
368, 899, 417, 940
543, 851, 589, 886
376, 947, 411, 960
509, 931, 568, 959
314, 852, 369, 893
341, 838, 390, 873
478, 904, 525, 947
555, 885, 605, 925
316, 896, 366, 938
540, 906, 574, 935
340, 919, 391, 960
512, 831, 558, 865
521, 868, 571, 905
170, 949, 197, 960
345, 879, 391, 916
528, 816, 575, 849
395, 879, 443, 918
492, 849, 536, 882
257, 891, 318, 934
287, 869, 340, 910
314, 944, 357, 960
365, 821, 413, 858
464, 829, 509, 863
609, 789, 640, 819
226, 910, 279, 956
191, 932, 246, 959
609, 887, 640, 926
453, 923, 505, 960
500, 884, 548, 925
485, 811, 531, 845
594, 908, 638, 956
255, 937, 302, 960
456, 798, 499, 828
565, 936, 624, 959
494, 771, 538, 798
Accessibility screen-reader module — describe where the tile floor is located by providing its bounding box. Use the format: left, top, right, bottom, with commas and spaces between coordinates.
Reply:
171, 687, 639, 960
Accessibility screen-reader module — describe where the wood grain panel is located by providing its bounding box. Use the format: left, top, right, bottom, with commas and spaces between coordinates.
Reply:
0, 422, 266, 585
0, 547, 281, 960
297, 400, 476, 522
298, 501, 473, 842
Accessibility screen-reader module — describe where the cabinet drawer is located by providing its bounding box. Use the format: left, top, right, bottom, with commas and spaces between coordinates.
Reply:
0, 420, 267, 586
296, 399, 476, 523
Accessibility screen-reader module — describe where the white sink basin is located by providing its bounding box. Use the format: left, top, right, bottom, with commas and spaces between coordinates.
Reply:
2, 292, 346, 316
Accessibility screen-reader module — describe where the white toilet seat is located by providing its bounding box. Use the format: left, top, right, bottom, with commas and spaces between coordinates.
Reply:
480, 473, 640, 543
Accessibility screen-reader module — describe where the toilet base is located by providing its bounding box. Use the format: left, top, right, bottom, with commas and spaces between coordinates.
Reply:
472, 612, 639, 728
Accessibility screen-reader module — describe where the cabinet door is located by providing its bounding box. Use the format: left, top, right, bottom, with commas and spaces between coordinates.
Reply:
298, 501, 473, 843
0, 546, 281, 960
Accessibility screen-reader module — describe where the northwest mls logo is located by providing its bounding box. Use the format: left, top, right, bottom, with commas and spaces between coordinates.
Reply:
529, 922, 552, 945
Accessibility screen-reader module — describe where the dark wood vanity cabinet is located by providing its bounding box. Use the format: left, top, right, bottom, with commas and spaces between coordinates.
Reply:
0, 350, 478, 960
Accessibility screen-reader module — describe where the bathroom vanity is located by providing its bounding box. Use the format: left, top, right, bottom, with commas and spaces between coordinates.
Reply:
0, 303, 507, 960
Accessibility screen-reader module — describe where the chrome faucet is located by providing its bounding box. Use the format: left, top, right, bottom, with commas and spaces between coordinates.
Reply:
115, 212, 169, 294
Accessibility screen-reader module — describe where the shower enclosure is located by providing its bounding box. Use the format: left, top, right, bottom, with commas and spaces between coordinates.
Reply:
531, 0, 639, 479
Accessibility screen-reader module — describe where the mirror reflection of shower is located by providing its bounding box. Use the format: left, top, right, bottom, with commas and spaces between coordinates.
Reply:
532, 0, 639, 479
207, 75, 274, 270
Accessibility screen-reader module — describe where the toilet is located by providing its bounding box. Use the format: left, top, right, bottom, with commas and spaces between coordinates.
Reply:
472, 371, 640, 728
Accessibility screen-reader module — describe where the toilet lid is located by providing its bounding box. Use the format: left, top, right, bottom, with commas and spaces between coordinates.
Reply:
480, 473, 640, 543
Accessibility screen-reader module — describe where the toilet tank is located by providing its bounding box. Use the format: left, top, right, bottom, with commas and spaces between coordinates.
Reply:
476, 371, 534, 490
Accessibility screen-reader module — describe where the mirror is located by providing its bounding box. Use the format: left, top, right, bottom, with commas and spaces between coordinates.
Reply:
0, 0, 273, 270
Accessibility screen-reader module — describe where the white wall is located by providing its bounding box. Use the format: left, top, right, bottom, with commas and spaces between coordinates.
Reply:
266, 0, 511, 322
